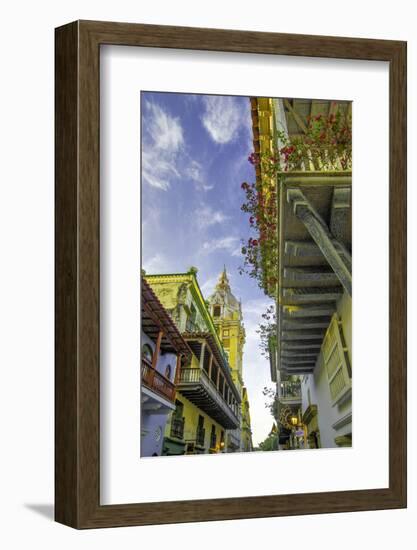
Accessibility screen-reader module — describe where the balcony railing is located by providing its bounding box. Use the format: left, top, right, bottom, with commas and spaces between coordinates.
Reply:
141, 357, 176, 402
278, 381, 302, 402
170, 417, 184, 439
178, 368, 240, 429
196, 426, 205, 447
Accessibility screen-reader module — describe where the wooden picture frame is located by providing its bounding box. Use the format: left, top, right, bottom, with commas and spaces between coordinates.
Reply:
55, 20, 407, 528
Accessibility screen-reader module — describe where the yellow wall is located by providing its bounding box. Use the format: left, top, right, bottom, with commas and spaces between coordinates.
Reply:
240, 388, 253, 451
165, 393, 225, 453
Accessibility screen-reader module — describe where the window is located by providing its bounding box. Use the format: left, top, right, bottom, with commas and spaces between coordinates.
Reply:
174, 400, 183, 418
213, 305, 221, 317
186, 304, 198, 332
322, 314, 352, 405
142, 343, 153, 363
210, 424, 216, 449
196, 415, 205, 447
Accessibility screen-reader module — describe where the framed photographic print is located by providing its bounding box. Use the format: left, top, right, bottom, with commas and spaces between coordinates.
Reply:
55, 20, 407, 528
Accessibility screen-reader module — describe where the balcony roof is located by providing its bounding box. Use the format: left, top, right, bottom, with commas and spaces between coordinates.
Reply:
141, 278, 192, 358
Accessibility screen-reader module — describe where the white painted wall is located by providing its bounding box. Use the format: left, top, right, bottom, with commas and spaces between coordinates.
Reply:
1, 1, 415, 548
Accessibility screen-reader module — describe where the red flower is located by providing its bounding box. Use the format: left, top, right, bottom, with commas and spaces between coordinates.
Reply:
248, 153, 260, 165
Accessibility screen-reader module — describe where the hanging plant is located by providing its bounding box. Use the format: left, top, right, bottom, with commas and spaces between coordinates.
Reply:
239, 109, 352, 296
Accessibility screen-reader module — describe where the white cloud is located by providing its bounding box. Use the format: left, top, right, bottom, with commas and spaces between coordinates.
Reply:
202, 236, 239, 253
195, 205, 229, 229
142, 253, 168, 274
142, 100, 213, 192
242, 298, 272, 317
186, 160, 213, 192
142, 150, 181, 191
142, 101, 185, 191
199, 275, 218, 296
231, 245, 243, 257
201, 96, 244, 144
144, 101, 184, 153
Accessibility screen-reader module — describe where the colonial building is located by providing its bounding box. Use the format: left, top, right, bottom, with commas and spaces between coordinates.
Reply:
207, 268, 253, 452
252, 97, 352, 449
144, 269, 242, 455
140, 278, 192, 457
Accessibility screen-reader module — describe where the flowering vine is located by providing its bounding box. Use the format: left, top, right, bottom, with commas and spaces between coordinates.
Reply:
239, 109, 352, 296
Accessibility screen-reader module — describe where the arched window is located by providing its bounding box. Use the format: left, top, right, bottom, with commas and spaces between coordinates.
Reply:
213, 305, 221, 318
142, 343, 153, 363
165, 364, 172, 380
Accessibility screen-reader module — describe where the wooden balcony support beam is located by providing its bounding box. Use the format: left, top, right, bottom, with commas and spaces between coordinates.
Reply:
287, 188, 352, 296
199, 341, 206, 370
284, 98, 308, 133
282, 304, 336, 319
281, 330, 325, 341
281, 341, 322, 350
281, 357, 316, 365
282, 287, 343, 305
281, 350, 317, 361
151, 329, 163, 370
208, 352, 213, 379
282, 318, 331, 330
284, 240, 323, 258
283, 267, 339, 286
174, 353, 182, 385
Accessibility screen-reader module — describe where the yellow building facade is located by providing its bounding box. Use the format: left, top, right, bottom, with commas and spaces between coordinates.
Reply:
240, 387, 253, 452
169, 392, 226, 455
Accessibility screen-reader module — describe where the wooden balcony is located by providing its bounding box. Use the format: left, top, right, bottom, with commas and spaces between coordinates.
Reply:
278, 381, 302, 405
178, 368, 240, 429
141, 358, 176, 403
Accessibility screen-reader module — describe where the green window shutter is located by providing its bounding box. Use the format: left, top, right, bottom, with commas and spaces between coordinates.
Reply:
322, 314, 351, 405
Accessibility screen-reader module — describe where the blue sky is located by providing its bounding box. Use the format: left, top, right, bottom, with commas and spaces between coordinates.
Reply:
141, 91, 274, 446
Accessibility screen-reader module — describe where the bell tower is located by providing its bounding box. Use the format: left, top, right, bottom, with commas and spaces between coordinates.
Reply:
208, 267, 245, 395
